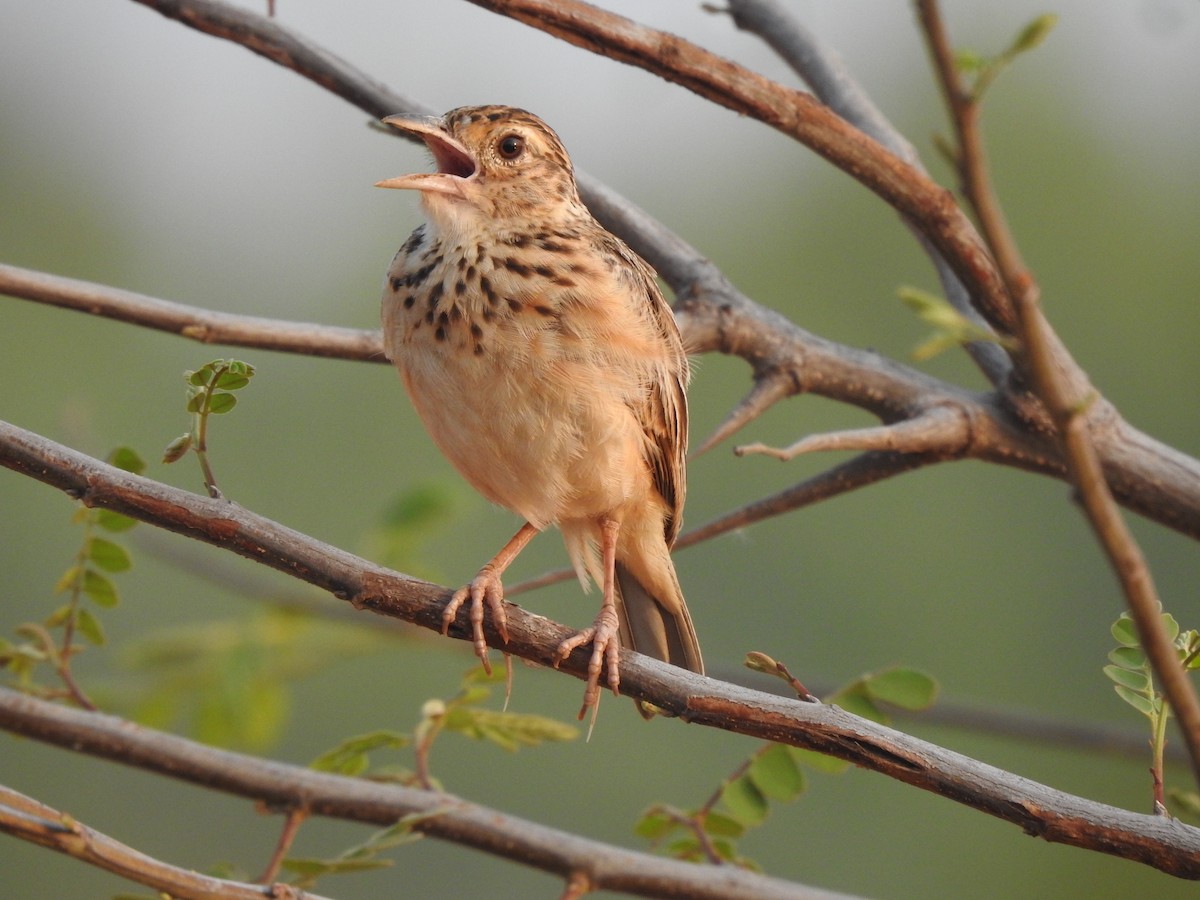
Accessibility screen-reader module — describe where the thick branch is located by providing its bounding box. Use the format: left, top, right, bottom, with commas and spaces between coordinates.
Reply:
3, 421, 1200, 877
0, 693, 841, 900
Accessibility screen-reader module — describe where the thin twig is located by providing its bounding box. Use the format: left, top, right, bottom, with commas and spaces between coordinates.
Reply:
0, 784, 331, 900
915, 0, 1200, 789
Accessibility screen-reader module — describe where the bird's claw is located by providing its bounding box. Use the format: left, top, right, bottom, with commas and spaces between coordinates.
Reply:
556, 604, 622, 721
442, 565, 510, 675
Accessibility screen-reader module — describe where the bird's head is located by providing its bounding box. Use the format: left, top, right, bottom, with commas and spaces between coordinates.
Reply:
376, 105, 584, 232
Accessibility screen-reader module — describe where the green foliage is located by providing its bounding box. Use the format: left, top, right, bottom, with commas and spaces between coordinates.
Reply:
287, 667, 577, 890
282, 809, 454, 890
899, 286, 1018, 361
1104, 610, 1200, 815
411, 666, 579, 790
163, 358, 256, 498
954, 13, 1058, 103
119, 609, 391, 751
828, 665, 939, 724
0, 447, 143, 707
636, 662, 937, 868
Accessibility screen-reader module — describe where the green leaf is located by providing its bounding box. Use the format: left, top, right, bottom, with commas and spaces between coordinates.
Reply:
281, 857, 393, 877
700, 810, 747, 839
82, 569, 120, 607
748, 743, 805, 802
44, 604, 73, 628
1161, 613, 1181, 643
1111, 615, 1139, 647
1103, 664, 1150, 693
215, 372, 250, 391
88, 537, 132, 573
310, 730, 410, 775
442, 706, 578, 749
96, 509, 138, 532
634, 807, 680, 841
53, 564, 83, 594
106, 446, 146, 475
76, 607, 106, 646
188, 367, 213, 387
186, 394, 206, 414
163, 433, 193, 464
721, 774, 768, 827
789, 747, 850, 775
1009, 13, 1057, 55
954, 49, 985, 73
1114, 684, 1156, 717
1107, 646, 1145, 670
864, 667, 938, 710
208, 392, 238, 414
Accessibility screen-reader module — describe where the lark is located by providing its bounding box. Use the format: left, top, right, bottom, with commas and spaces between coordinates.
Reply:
377, 105, 702, 719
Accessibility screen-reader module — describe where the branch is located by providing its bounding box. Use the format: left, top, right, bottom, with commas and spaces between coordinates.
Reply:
0, 784, 332, 900
24, 0, 1176, 546
914, 0, 1200, 787
3, 421, 1200, 877
0, 692, 844, 900
0, 263, 383, 362
720, 0, 1012, 383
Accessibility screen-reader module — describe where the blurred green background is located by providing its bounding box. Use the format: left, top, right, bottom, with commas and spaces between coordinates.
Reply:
3, 1, 1200, 897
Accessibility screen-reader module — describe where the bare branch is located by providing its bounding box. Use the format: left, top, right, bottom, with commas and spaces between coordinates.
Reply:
0, 784, 332, 900
4, 421, 1200, 877
737, 405, 968, 460
1016, 283, 1200, 787
0, 693, 848, 900
465, 0, 1015, 338
693, 373, 794, 457
720, 0, 1011, 383
0, 263, 383, 362
913, 0, 1200, 787
916, 0, 1032, 298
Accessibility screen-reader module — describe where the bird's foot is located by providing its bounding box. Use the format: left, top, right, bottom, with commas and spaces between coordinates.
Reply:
556, 602, 621, 725
442, 564, 511, 677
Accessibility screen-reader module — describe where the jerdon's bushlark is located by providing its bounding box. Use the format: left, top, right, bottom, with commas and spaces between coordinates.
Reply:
376, 105, 702, 719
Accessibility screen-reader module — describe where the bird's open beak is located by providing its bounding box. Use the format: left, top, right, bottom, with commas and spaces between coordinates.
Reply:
375, 115, 477, 199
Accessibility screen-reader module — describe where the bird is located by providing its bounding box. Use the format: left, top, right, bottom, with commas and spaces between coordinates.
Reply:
376, 105, 702, 720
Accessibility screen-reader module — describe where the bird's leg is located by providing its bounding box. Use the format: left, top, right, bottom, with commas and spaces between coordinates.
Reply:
443, 522, 539, 676
556, 517, 623, 723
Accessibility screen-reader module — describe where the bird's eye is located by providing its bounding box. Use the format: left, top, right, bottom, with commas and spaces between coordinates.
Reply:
497, 134, 525, 160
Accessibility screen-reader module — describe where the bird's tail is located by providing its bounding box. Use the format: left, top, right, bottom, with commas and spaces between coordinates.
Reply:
614, 560, 704, 676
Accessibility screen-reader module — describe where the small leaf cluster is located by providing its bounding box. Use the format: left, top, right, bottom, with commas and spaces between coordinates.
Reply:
283, 808, 454, 889
0, 448, 143, 705
309, 668, 578, 792
287, 667, 576, 889
637, 661, 937, 868
637, 740, 805, 869
899, 286, 1018, 361
1105, 613, 1200, 717
163, 358, 256, 498
1104, 611, 1200, 816
954, 14, 1058, 103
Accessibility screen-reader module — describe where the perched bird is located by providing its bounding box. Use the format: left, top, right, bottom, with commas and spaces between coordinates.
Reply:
376, 105, 702, 718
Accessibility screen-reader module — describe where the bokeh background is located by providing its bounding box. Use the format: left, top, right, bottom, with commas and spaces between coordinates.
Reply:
3, 1, 1200, 897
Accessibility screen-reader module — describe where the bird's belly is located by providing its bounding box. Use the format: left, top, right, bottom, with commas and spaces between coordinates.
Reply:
399, 337, 645, 529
